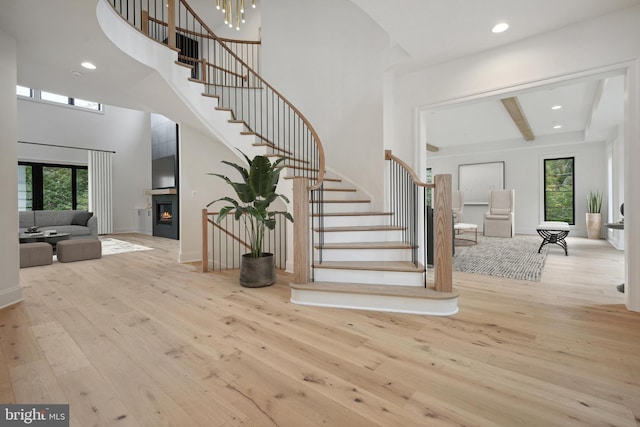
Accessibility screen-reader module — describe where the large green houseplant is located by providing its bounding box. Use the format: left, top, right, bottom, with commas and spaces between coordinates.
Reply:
207, 152, 293, 287
586, 190, 602, 239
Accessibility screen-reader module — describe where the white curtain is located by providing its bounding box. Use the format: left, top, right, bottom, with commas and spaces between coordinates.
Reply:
88, 151, 113, 234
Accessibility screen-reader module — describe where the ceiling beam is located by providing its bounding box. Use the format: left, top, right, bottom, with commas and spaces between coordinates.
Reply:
426, 143, 439, 152
501, 96, 535, 141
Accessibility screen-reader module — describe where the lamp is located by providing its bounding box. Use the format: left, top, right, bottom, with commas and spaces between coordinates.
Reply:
216, 0, 257, 30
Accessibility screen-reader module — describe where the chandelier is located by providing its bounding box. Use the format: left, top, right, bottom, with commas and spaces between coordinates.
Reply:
216, 0, 257, 31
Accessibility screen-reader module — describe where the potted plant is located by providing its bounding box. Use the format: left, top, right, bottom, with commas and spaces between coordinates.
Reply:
207, 152, 293, 287
586, 190, 602, 239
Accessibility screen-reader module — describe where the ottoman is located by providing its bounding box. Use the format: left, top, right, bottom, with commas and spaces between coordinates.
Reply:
57, 239, 102, 263
20, 242, 53, 268
536, 221, 570, 256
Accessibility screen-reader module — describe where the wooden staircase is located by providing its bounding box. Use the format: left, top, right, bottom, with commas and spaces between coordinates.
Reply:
293, 175, 459, 316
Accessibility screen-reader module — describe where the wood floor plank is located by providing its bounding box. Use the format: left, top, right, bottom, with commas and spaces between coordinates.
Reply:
2, 232, 638, 426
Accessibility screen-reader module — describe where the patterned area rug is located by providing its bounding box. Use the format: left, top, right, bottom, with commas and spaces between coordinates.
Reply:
453, 234, 548, 281
100, 237, 153, 256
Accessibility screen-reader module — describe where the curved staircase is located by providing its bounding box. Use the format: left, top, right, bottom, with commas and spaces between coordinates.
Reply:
102, 0, 457, 316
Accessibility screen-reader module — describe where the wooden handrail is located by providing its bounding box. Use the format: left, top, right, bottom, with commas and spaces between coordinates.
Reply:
140, 0, 325, 190
384, 150, 434, 189
175, 0, 325, 190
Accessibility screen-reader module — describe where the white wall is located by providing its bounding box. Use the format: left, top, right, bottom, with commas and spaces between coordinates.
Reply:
392, 6, 640, 311
0, 30, 23, 309
261, 0, 395, 209
427, 138, 607, 237
17, 98, 151, 233
178, 123, 241, 263
607, 125, 625, 249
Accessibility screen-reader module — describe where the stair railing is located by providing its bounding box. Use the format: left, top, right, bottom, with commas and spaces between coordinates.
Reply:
201, 209, 287, 272
109, 0, 326, 281
109, 0, 324, 189
385, 150, 453, 292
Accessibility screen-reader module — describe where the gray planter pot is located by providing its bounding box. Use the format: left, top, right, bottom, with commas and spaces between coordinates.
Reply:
239, 253, 276, 288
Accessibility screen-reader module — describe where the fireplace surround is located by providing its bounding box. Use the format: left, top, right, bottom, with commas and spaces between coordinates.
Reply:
152, 194, 179, 239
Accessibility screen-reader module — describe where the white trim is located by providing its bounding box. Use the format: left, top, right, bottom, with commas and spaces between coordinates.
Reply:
0, 286, 24, 311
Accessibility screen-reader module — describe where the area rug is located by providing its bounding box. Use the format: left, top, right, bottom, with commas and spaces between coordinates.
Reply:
100, 237, 153, 256
453, 234, 548, 281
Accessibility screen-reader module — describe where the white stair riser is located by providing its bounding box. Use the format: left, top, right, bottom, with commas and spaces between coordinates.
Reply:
317, 229, 403, 244
314, 215, 390, 228
290, 289, 458, 316
315, 248, 412, 262
312, 202, 371, 214
314, 268, 424, 286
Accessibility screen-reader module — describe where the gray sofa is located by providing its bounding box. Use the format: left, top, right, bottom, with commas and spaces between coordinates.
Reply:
19, 210, 98, 240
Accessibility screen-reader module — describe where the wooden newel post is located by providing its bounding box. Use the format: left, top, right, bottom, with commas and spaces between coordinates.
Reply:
293, 177, 310, 284
167, 0, 176, 49
434, 174, 453, 292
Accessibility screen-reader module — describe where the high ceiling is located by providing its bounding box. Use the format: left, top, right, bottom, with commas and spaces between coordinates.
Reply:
0, 0, 635, 148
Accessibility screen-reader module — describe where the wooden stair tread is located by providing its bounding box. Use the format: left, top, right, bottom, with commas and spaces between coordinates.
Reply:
312, 211, 392, 217
323, 188, 357, 192
290, 282, 458, 299
311, 199, 370, 204
315, 241, 413, 250
312, 260, 425, 273
315, 225, 404, 232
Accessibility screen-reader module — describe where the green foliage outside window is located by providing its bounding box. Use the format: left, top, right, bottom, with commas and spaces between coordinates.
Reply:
18, 162, 88, 211
544, 157, 574, 224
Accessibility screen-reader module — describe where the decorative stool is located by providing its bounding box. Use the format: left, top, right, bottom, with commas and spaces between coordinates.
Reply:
20, 242, 53, 268
536, 221, 570, 256
57, 239, 102, 263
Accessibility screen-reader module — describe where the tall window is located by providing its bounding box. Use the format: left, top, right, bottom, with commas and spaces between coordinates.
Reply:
426, 167, 433, 206
18, 162, 89, 211
544, 157, 575, 224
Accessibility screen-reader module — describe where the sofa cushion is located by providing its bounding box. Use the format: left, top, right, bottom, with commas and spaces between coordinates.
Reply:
35, 210, 77, 227
39, 225, 92, 236
72, 211, 93, 226
19, 211, 35, 228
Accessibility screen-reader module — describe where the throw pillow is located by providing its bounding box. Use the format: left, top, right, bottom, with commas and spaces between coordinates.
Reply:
72, 211, 93, 226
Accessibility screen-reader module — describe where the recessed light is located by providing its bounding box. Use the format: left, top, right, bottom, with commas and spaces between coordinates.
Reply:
492, 23, 509, 33
553, 125, 563, 129
551, 105, 563, 110
81, 62, 96, 70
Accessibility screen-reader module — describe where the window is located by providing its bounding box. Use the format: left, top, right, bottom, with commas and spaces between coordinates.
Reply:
18, 162, 89, 211
16, 85, 33, 98
544, 157, 575, 224
425, 167, 433, 206
19, 87, 103, 111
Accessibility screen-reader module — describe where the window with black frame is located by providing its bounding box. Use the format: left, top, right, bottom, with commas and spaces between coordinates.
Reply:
544, 157, 575, 224
18, 162, 89, 211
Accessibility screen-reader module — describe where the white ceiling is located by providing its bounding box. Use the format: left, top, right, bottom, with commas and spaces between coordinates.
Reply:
0, 0, 633, 148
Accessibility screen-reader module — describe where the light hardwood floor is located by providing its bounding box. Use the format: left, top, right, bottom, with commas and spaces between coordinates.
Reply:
2, 233, 638, 426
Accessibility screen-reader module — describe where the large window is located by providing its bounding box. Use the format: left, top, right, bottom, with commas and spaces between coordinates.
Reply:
18, 162, 89, 211
544, 157, 575, 224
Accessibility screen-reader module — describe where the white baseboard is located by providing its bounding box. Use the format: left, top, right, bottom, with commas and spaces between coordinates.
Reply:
0, 286, 24, 311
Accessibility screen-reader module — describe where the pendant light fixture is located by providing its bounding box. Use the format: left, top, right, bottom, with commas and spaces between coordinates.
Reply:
216, 0, 257, 30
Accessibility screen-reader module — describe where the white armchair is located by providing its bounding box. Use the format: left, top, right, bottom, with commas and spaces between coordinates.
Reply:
452, 190, 464, 223
483, 189, 515, 237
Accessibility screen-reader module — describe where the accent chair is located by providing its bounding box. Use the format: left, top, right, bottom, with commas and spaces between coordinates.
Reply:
452, 190, 464, 223
483, 189, 515, 237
